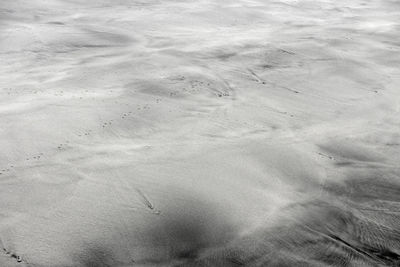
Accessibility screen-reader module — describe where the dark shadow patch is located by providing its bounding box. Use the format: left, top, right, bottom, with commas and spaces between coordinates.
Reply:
138, 194, 238, 264
68, 191, 238, 266
364, 246, 400, 263
47, 21, 65, 25
334, 161, 355, 167
216, 52, 237, 61
318, 142, 385, 163
73, 245, 116, 267
188, 195, 400, 267
326, 176, 400, 202
260, 64, 275, 69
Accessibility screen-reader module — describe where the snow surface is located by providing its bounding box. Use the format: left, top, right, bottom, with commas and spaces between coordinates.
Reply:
0, 0, 400, 266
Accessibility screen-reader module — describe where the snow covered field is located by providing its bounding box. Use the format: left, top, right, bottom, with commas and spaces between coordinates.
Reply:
0, 0, 400, 266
